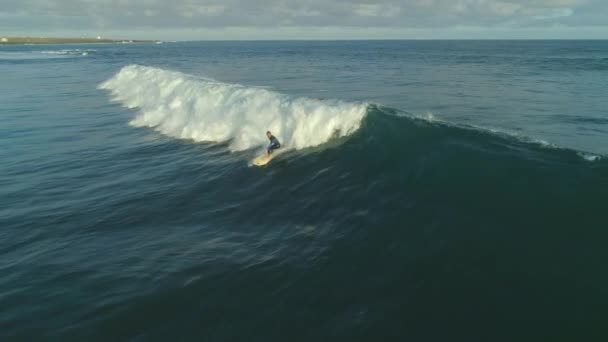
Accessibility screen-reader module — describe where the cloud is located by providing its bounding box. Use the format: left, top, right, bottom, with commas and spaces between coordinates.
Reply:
0, 0, 607, 38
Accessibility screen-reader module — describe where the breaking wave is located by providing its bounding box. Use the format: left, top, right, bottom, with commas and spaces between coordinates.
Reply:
99, 65, 368, 151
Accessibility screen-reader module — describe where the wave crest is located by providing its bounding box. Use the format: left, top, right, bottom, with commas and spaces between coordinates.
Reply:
99, 65, 367, 151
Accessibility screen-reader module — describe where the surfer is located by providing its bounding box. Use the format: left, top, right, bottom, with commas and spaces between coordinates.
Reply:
266, 131, 281, 155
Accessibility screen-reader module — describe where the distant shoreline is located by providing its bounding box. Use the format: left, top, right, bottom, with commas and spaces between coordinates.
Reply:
0, 37, 160, 45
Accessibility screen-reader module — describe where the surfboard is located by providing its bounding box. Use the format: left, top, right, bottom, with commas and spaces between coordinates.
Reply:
252, 153, 273, 166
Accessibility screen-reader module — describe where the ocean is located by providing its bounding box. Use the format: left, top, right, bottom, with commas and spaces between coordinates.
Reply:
1, 40, 607, 341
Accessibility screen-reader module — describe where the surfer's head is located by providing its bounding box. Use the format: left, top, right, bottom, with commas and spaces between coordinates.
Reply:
266, 131, 272, 138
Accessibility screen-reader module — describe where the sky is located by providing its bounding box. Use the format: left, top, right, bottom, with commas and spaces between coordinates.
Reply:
1, 0, 607, 40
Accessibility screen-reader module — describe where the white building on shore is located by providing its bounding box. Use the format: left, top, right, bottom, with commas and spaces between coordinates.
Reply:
1, 37, 8, 43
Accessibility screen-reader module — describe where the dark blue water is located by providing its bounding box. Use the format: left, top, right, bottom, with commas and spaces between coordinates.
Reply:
1, 41, 607, 341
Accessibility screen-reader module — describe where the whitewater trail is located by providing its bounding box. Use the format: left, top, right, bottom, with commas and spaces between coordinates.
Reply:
99, 65, 368, 152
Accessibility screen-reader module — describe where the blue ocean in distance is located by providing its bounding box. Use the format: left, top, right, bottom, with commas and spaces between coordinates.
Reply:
1, 40, 607, 341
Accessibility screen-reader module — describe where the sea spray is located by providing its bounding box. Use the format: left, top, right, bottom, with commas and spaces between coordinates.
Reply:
100, 65, 368, 151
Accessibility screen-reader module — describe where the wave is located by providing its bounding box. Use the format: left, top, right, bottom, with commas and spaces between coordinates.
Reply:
99, 65, 368, 152
40, 49, 94, 56
0, 49, 92, 60
99, 65, 605, 163
363, 105, 606, 165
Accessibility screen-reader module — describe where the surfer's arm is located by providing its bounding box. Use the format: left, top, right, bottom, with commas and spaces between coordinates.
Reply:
268, 140, 278, 149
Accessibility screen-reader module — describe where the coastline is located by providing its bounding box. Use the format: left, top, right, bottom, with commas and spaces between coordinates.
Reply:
0, 37, 159, 44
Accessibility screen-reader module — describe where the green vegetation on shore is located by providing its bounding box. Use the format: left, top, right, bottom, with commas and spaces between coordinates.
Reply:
0, 37, 159, 44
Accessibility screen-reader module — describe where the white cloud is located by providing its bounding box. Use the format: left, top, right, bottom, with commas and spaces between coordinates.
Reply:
0, 0, 606, 38
523, 7, 574, 19
353, 4, 400, 17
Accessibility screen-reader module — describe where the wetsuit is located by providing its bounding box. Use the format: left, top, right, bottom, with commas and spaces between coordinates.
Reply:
267, 135, 281, 154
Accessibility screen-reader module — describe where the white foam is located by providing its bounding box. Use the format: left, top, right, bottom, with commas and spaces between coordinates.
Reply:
41, 49, 95, 56
0, 49, 94, 60
577, 152, 602, 162
0, 52, 65, 60
413, 111, 438, 122
99, 65, 368, 151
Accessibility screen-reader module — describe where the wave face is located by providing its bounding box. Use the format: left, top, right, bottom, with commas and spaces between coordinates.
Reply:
100, 65, 368, 151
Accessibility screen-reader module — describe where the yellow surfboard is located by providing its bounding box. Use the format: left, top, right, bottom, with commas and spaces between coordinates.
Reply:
252, 153, 274, 166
